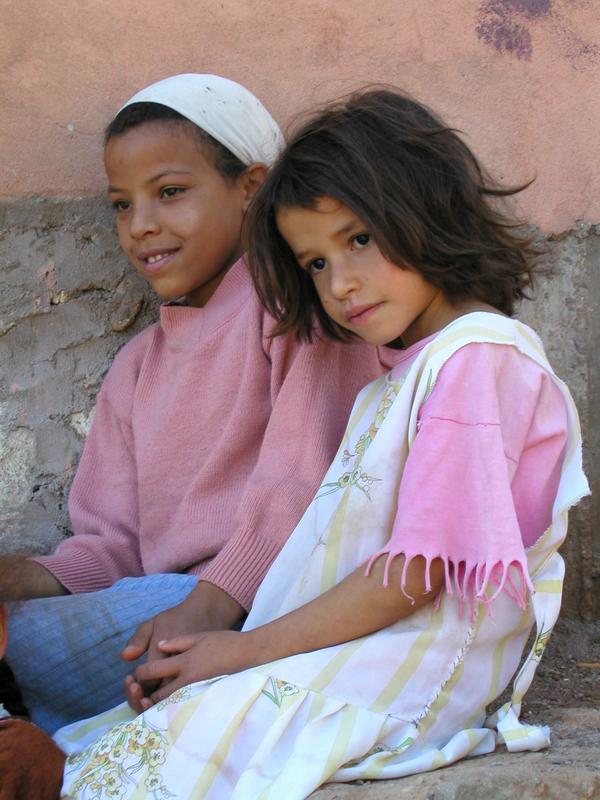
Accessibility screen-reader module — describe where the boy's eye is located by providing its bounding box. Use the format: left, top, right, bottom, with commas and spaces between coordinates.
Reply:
352, 233, 371, 248
160, 186, 184, 199
112, 200, 130, 212
307, 258, 326, 274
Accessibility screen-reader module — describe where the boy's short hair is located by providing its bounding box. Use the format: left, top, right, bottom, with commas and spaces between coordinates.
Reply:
105, 102, 247, 182
246, 89, 541, 343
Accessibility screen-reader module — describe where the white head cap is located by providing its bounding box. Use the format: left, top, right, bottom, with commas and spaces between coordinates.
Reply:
119, 73, 284, 167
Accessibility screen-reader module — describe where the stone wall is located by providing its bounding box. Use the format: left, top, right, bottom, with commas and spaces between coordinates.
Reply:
0, 198, 598, 618
518, 224, 599, 619
0, 198, 157, 556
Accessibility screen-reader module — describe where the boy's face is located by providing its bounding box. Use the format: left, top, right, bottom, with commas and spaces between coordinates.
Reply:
105, 122, 249, 307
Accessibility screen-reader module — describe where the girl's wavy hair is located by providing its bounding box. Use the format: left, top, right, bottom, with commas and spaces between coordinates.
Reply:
246, 88, 541, 342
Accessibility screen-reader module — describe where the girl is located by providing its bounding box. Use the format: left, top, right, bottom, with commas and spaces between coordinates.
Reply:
57, 89, 588, 799
4, 74, 386, 733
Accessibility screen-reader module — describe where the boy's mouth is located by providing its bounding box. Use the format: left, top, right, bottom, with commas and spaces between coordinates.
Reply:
137, 249, 179, 272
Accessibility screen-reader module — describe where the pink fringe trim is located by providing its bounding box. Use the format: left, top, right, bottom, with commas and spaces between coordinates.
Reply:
365, 549, 535, 621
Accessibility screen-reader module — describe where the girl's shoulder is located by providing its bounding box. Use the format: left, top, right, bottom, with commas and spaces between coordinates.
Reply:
428, 311, 547, 368
420, 338, 567, 435
414, 311, 559, 401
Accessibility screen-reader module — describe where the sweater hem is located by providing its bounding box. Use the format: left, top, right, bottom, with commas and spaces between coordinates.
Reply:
197, 535, 283, 611
31, 550, 121, 594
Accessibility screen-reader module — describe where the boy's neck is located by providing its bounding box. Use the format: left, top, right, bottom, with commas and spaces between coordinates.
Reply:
185, 262, 234, 308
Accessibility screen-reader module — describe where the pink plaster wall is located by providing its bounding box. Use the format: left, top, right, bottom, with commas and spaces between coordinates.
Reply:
2, 0, 599, 232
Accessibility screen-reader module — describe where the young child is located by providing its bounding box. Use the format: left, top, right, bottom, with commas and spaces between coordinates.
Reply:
3, 74, 387, 733
56, 89, 588, 799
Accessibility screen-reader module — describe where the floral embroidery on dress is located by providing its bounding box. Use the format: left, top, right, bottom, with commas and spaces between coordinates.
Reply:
65, 710, 177, 799
532, 625, 552, 659
153, 684, 193, 713
318, 380, 402, 500
260, 677, 301, 708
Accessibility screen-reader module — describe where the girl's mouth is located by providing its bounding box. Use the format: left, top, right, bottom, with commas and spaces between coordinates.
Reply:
346, 303, 383, 326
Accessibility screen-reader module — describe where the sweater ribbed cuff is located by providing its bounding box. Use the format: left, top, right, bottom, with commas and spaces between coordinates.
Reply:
32, 548, 116, 594
194, 534, 282, 611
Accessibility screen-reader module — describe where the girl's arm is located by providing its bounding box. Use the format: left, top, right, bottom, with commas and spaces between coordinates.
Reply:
249, 554, 444, 659
135, 554, 444, 706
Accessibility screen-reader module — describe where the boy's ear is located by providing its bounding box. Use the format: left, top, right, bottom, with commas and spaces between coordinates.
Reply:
241, 164, 268, 211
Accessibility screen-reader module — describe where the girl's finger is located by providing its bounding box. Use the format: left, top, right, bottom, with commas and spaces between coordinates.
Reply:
140, 696, 155, 712
157, 635, 200, 653
150, 677, 184, 704
135, 656, 181, 683
124, 678, 145, 712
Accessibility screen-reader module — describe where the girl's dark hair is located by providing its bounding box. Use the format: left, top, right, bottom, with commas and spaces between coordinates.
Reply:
246, 89, 541, 342
105, 102, 247, 182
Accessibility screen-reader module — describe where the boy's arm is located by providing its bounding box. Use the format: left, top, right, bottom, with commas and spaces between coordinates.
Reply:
0, 557, 67, 602
196, 324, 385, 610
32, 384, 144, 594
121, 324, 383, 710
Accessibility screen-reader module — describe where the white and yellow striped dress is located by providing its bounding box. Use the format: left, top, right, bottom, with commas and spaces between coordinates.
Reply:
57, 313, 589, 800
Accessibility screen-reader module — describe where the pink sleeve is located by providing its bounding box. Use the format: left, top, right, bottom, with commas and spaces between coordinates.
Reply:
32, 346, 145, 593
367, 343, 567, 616
198, 320, 384, 610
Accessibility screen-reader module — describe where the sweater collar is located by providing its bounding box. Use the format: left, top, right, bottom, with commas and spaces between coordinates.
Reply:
158, 257, 253, 346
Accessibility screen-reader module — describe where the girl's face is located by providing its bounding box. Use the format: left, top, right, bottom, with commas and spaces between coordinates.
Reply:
276, 197, 458, 347
105, 122, 251, 307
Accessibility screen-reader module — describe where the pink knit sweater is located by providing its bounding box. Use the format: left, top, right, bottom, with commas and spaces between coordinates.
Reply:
34, 259, 387, 609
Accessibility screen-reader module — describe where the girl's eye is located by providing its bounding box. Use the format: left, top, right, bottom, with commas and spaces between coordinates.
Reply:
307, 258, 326, 275
112, 200, 130, 212
352, 233, 371, 248
160, 186, 184, 199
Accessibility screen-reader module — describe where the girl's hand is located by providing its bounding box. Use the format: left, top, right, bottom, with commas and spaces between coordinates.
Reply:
132, 556, 443, 712
133, 629, 259, 708
121, 581, 244, 712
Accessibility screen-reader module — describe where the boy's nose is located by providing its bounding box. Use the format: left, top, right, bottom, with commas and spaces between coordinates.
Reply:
129, 204, 160, 239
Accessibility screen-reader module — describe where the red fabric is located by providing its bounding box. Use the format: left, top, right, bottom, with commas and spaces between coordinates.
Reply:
0, 719, 65, 800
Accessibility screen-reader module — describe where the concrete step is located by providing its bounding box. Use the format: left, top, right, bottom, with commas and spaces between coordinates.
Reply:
311, 707, 600, 800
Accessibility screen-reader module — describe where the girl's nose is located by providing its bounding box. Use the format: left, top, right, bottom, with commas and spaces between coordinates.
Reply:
129, 202, 160, 240
329, 259, 359, 299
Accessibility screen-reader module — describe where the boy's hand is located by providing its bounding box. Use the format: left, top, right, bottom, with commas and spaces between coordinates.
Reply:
132, 629, 259, 707
0, 557, 67, 602
0, 718, 66, 800
121, 581, 244, 712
